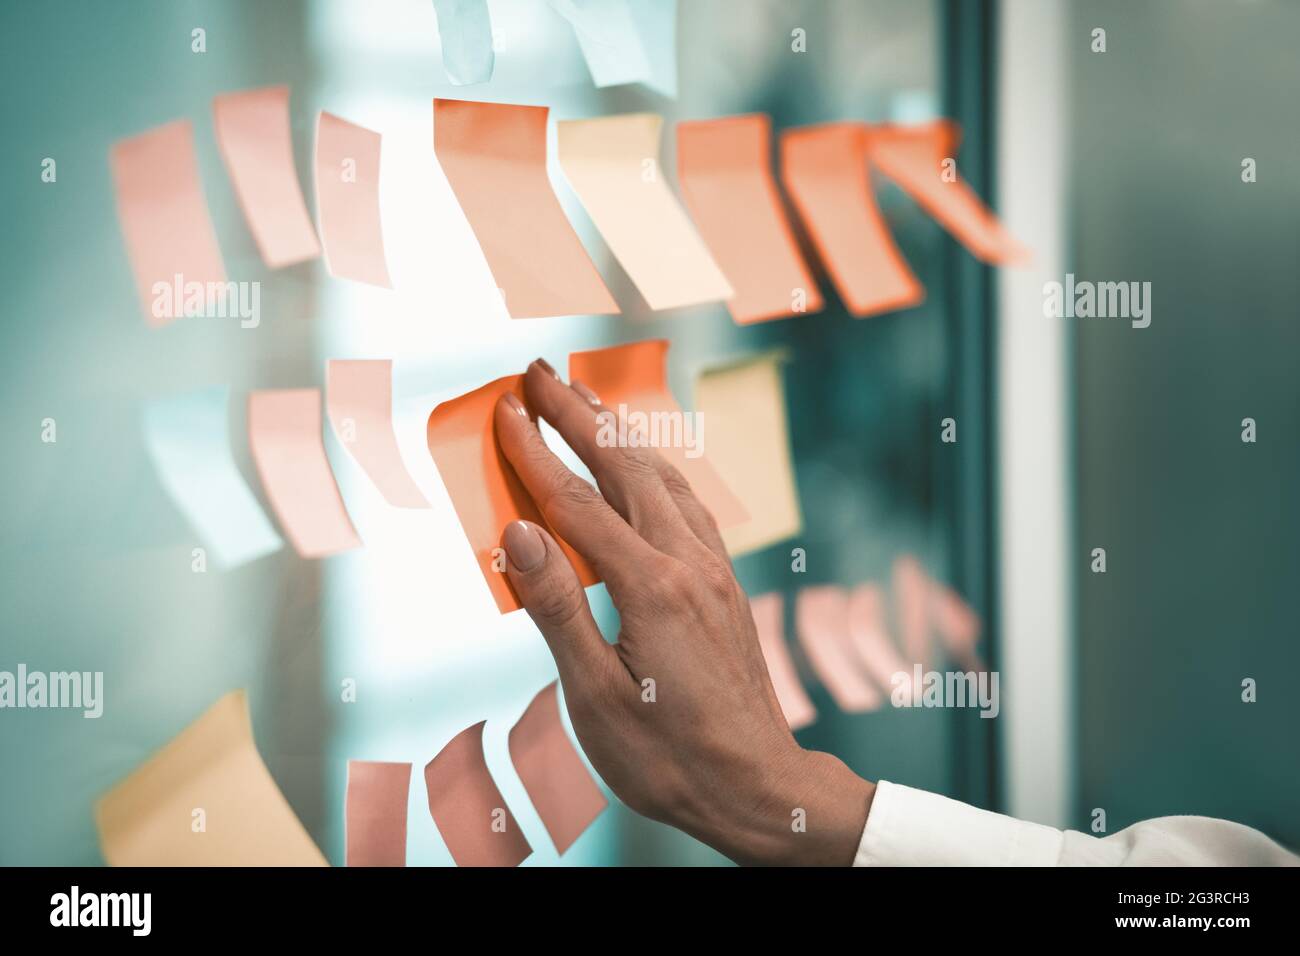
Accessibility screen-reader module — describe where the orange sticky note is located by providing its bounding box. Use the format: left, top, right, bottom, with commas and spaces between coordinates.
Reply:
433, 99, 616, 319
424, 721, 532, 867
314, 111, 392, 287
212, 85, 320, 268
426, 375, 598, 614
508, 682, 606, 855
109, 119, 227, 326
750, 593, 817, 731
248, 389, 361, 558
677, 114, 823, 323
846, 582, 911, 695
568, 339, 748, 529
345, 760, 411, 867
557, 113, 733, 311
780, 123, 923, 318
326, 359, 427, 509
892, 554, 932, 667
94, 690, 328, 866
865, 121, 1030, 266
796, 586, 882, 712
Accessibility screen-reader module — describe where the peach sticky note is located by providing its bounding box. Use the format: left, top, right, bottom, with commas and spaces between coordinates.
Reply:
557, 113, 733, 311
508, 682, 606, 854
847, 582, 912, 695
865, 121, 1030, 266
314, 111, 392, 287
929, 578, 984, 670
345, 760, 411, 867
426, 375, 598, 614
751, 593, 817, 731
695, 351, 802, 556
568, 339, 747, 528
212, 85, 321, 268
109, 119, 227, 326
796, 586, 882, 712
326, 359, 427, 509
892, 555, 932, 667
248, 389, 361, 558
677, 115, 823, 323
94, 690, 327, 866
434, 99, 616, 318
424, 721, 532, 867
780, 123, 923, 318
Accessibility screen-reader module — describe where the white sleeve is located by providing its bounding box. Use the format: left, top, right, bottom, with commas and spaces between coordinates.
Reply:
853, 780, 1299, 866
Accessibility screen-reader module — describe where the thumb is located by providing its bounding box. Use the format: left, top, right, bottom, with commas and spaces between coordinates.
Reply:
502, 520, 622, 693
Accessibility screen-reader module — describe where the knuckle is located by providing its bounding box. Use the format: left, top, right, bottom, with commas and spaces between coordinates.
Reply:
541, 474, 600, 523
530, 577, 586, 629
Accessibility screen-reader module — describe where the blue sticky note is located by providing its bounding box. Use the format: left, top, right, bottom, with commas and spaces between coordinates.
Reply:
550, 0, 677, 97
433, 0, 496, 86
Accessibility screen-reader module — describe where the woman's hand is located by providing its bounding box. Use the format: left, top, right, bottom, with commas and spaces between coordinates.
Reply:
493, 359, 874, 865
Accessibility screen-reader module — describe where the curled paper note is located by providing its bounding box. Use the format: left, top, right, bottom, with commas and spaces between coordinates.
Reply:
434, 99, 616, 318
314, 111, 392, 287
549, 0, 677, 97
568, 339, 747, 528
865, 121, 1030, 266
426, 375, 598, 614
326, 359, 427, 509
432, 0, 495, 86
929, 578, 984, 670
424, 721, 532, 867
508, 682, 606, 854
248, 389, 361, 558
109, 119, 227, 326
142, 385, 283, 569
557, 113, 732, 311
694, 352, 802, 556
796, 586, 882, 712
780, 123, 923, 318
846, 582, 912, 696
751, 592, 817, 731
345, 761, 411, 867
212, 85, 321, 268
94, 690, 327, 866
677, 114, 822, 323
892, 555, 931, 668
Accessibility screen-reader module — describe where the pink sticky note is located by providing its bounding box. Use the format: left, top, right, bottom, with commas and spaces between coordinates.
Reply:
212, 85, 321, 268
345, 760, 411, 867
750, 593, 817, 731
892, 555, 931, 667
508, 682, 606, 855
795, 586, 882, 712
846, 582, 912, 696
315, 111, 392, 287
109, 119, 227, 326
929, 579, 984, 670
248, 389, 361, 558
326, 359, 427, 509
424, 722, 532, 867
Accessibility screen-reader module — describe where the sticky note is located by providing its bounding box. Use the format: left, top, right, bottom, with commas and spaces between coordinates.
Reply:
569, 340, 746, 528
750, 593, 817, 731
432, 0, 495, 86
780, 123, 924, 317
893, 555, 932, 667
677, 115, 822, 323
426, 375, 598, 614
248, 389, 361, 558
424, 721, 532, 867
846, 583, 911, 694
796, 586, 882, 712
549, 0, 677, 97
142, 385, 283, 569
508, 682, 606, 854
433, 98, 616, 319
212, 85, 321, 268
557, 113, 733, 311
865, 121, 1030, 266
94, 690, 327, 866
929, 578, 984, 670
314, 111, 392, 287
109, 119, 227, 326
694, 352, 801, 556
326, 359, 427, 509
345, 760, 411, 867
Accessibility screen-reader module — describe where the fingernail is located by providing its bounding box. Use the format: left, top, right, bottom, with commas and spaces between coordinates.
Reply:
503, 520, 546, 572
571, 380, 601, 406
533, 357, 560, 380
503, 392, 528, 418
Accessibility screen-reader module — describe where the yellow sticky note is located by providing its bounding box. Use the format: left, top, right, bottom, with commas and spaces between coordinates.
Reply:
94, 691, 328, 866
695, 352, 802, 556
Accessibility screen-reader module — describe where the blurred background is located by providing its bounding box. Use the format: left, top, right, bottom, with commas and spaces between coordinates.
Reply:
0, 0, 1295, 865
